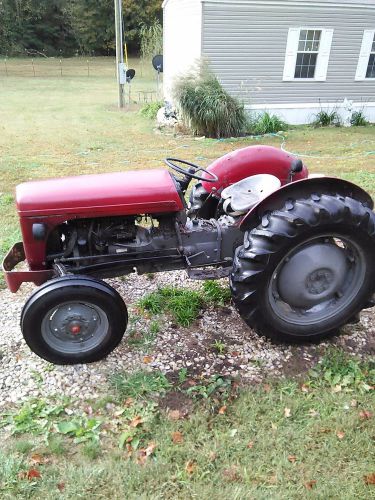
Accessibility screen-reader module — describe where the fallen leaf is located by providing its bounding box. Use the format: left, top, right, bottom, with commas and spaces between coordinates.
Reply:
318, 427, 331, 434
129, 416, 143, 428
271, 422, 278, 430
247, 441, 254, 449
359, 410, 373, 420
231, 351, 240, 357
363, 472, 375, 485
301, 384, 310, 393
124, 398, 134, 408
223, 465, 240, 482
136, 442, 156, 466
209, 451, 217, 461
27, 469, 42, 480
185, 460, 197, 475
288, 455, 297, 463
304, 480, 317, 490
336, 431, 345, 440
168, 409, 182, 421
172, 431, 184, 444
218, 405, 227, 415
143, 356, 153, 364
30, 453, 45, 465
351, 399, 358, 407
263, 384, 271, 393
57, 482, 65, 492
284, 407, 291, 418
332, 384, 342, 393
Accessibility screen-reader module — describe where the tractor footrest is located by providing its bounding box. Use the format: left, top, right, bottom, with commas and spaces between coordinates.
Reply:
187, 266, 231, 280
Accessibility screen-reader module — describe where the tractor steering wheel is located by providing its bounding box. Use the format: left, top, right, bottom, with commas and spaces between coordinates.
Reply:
165, 158, 218, 183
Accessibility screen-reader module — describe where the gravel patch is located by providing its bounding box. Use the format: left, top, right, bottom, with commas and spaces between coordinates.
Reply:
0, 271, 374, 408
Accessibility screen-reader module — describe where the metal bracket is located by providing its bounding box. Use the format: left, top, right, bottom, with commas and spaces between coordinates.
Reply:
187, 266, 232, 280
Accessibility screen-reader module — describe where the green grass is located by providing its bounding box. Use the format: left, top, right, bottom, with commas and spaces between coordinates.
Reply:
138, 281, 231, 326
110, 370, 172, 399
1, 351, 374, 498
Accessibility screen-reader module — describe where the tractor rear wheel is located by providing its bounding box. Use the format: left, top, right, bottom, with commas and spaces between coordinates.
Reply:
230, 194, 375, 343
21, 276, 128, 364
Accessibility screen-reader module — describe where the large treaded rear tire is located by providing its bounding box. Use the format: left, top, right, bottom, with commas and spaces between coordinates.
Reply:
230, 194, 375, 343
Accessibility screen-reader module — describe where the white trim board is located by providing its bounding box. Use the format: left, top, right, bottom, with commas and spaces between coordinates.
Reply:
246, 102, 375, 125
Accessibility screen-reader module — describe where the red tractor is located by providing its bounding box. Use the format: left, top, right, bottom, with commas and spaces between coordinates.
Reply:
3, 145, 375, 365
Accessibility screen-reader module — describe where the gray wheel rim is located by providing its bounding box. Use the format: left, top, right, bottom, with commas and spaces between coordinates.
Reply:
268, 235, 367, 328
41, 301, 109, 354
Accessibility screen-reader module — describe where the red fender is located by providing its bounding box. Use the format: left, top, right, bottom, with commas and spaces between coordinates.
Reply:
202, 145, 308, 193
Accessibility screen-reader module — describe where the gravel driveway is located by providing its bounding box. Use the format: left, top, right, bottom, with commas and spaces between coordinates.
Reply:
0, 271, 374, 408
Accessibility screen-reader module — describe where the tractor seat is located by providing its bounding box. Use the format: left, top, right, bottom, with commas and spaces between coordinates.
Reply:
221, 174, 281, 216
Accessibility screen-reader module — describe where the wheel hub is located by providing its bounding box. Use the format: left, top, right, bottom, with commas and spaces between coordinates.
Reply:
277, 242, 349, 309
45, 303, 103, 345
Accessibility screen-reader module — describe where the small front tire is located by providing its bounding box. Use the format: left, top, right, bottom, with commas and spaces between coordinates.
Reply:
21, 276, 128, 365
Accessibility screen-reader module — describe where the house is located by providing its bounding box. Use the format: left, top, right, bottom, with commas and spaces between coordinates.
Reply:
162, 0, 375, 124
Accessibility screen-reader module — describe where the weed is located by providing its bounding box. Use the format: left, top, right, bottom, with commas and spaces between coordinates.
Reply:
149, 320, 160, 335
140, 101, 163, 120
186, 375, 232, 399
82, 441, 102, 460
46, 435, 66, 456
12, 440, 34, 455
0, 193, 14, 206
312, 109, 341, 127
139, 287, 203, 327
212, 339, 226, 354
247, 112, 287, 135
202, 280, 231, 305
310, 347, 374, 391
351, 110, 368, 127
111, 370, 171, 400
56, 417, 102, 444
178, 368, 188, 385
8, 399, 66, 436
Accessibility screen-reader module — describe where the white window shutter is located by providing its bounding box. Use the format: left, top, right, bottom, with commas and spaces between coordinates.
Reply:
315, 29, 333, 81
283, 28, 300, 81
355, 30, 375, 81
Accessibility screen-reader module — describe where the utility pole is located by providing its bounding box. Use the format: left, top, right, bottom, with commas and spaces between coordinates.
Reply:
114, 0, 125, 108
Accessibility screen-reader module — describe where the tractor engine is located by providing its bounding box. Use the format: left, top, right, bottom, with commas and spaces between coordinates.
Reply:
47, 214, 242, 278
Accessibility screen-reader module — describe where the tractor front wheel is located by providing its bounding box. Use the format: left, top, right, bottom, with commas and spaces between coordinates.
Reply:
230, 194, 375, 343
21, 276, 128, 364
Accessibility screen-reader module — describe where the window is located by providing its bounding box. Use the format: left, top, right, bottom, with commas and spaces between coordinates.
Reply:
283, 28, 334, 82
355, 30, 375, 81
294, 30, 321, 79
366, 34, 375, 78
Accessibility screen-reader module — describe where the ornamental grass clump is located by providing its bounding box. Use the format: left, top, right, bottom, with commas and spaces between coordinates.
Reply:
172, 63, 247, 138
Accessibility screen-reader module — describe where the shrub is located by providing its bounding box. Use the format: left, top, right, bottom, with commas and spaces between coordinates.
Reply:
140, 101, 164, 120
247, 112, 287, 135
312, 109, 341, 127
172, 63, 247, 138
350, 110, 368, 127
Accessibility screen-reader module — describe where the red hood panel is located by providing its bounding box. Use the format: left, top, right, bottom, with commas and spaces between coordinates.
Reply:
16, 169, 184, 217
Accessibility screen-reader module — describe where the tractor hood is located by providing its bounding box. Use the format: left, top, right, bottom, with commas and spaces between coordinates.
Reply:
16, 169, 184, 217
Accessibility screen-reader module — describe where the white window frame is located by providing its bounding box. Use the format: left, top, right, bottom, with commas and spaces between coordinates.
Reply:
283, 27, 334, 82
355, 30, 375, 81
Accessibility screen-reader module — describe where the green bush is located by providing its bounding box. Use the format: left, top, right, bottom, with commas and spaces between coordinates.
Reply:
312, 109, 341, 127
140, 101, 163, 120
247, 112, 287, 135
172, 63, 247, 138
350, 110, 368, 127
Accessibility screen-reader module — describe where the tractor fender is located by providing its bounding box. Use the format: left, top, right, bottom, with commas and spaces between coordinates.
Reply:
239, 176, 374, 232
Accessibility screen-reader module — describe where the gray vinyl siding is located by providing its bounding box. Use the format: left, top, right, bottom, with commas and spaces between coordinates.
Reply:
202, 1, 375, 105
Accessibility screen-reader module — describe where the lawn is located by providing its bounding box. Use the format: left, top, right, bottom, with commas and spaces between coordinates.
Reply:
0, 58, 374, 498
